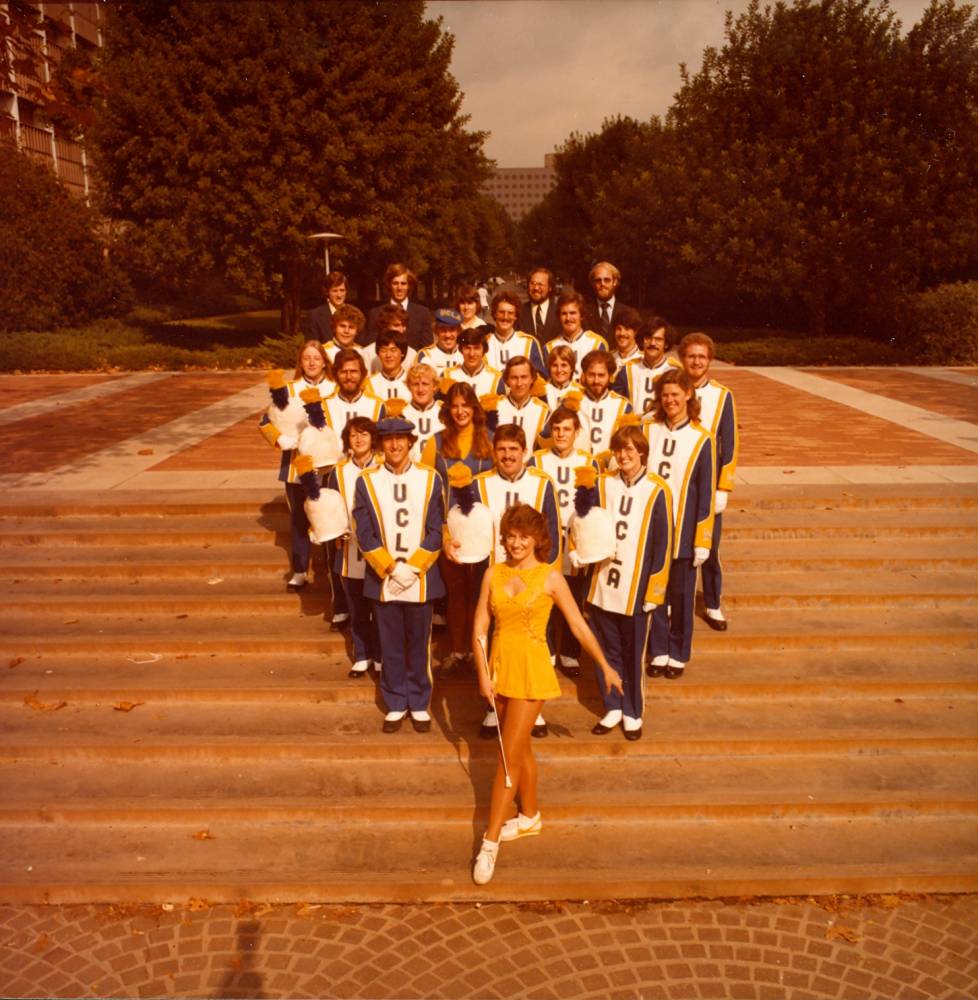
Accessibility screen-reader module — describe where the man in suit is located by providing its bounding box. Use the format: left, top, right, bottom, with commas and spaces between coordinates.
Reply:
305, 271, 348, 342
584, 261, 632, 340
518, 267, 561, 344
365, 263, 433, 352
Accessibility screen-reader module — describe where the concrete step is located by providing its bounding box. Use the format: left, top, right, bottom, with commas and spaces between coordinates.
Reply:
2, 695, 975, 750
5, 649, 977, 698
0, 809, 975, 903
4, 749, 975, 811
1, 506, 976, 547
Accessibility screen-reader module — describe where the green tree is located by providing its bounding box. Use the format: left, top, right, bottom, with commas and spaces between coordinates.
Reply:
669, 0, 978, 335
89, 1, 490, 332
0, 144, 130, 332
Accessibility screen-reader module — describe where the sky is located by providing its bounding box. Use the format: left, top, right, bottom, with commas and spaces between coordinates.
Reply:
428, 0, 934, 167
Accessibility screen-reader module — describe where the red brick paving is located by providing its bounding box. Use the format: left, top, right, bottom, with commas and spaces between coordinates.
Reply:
0, 374, 260, 474
718, 369, 978, 466
803, 368, 978, 424
0, 896, 974, 999
0, 375, 122, 411
150, 409, 269, 471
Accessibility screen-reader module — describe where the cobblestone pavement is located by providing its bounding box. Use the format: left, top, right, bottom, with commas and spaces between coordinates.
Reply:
1, 894, 976, 999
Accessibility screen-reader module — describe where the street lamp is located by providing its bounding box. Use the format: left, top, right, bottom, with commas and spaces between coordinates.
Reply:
307, 232, 345, 277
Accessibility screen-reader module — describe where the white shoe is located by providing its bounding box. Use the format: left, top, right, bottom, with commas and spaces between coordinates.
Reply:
410, 710, 431, 722
385, 710, 406, 722
372, 660, 382, 673
650, 655, 668, 667
562, 656, 579, 668
482, 709, 498, 729
287, 572, 307, 588
500, 812, 542, 842
534, 713, 546, 727
622, 715, 642, 732
705, 607, 726, 622
472, 837, 499, 885
432, 612, 447, 626
349, 660, 369, 674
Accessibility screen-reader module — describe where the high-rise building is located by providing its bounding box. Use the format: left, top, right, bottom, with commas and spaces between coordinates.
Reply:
482, 154, 557, 221
0, 1, 104, 198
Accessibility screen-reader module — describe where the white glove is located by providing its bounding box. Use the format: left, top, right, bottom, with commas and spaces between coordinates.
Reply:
389, 561, 419, 591
642, 602, 657, 613
567, 549, 584, 569
693, 547, 709, 568
277, 434, 298, 451
714, 490, 729, 514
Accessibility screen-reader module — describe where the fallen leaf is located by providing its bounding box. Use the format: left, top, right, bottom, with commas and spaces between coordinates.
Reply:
8, 657, 24, 669
186, 897, 212, 911
127, 653, 162, 664
295, 902, 321, 918
62, 619, 79, 625
175, 614, 188, 619
24, 693, 67, 712
137, 448, 154, 456
826, 925, 860, 943
113, 701, 144, 713
207, 576, 224, 586
191, 829, 214, 841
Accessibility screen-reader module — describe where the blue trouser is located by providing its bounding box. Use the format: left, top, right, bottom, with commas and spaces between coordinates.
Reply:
374, 601, 434, 713
330, 565, 349, 616
701, 511, 723, 610
650, 557, 697, 662
284, 481, 311, 573
341, 576, 379, 664
589, 604, 651, 720
546, 572, 585, 660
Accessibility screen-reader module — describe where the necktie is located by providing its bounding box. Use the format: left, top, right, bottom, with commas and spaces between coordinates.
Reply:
600, 302, 610, 333
535, 305, 544, 338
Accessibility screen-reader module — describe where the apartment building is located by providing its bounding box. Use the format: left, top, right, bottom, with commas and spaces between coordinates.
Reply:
0, 1, 103, 198
482, 154, 557, 221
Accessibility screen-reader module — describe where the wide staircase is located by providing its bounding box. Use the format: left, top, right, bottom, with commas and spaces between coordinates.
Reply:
0, 485, 976, 903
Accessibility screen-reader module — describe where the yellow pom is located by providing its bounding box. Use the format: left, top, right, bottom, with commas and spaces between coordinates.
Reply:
480, 393, 501, 412
439, 374, 456, 395
259, 422, 281, 446
267, 369, 288, 390
447, 462, 473, 488
614, 412, 641, 432
575, 466, 598, 489
531, 375, 548, 398
300, 386, 321, 405
384, 397, 407, 418
295, 454, 315, 476
562, 390, 582, 412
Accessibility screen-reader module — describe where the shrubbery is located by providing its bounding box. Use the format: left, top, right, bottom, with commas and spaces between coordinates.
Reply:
905, 282, 978, 365
0, 144, 132, 332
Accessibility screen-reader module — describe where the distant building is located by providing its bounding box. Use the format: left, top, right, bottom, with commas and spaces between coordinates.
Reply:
0, 1, 104, 198
482, 154, 557, 221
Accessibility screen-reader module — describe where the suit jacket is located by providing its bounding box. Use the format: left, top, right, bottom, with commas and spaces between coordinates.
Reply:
584, 298, 633, 340
363, 301, 433, 351
518, 297, 561, 344
305, 304, 334, 342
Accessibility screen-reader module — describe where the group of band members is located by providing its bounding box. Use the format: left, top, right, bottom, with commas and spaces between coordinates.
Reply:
262, 260, 738, 734
262, 261, 738, 883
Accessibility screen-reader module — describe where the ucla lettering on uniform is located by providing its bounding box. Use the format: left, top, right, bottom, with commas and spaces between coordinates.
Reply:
616, 519, 628, 540
394, 532, 409, 554
658, 460, 671, 479
558, 487, 569, 508
618, 496, 633, 517
418, 417, 431, 436
393, 483, 407, 503
663, 438, 677, 457
557, 466, 571, 484
396, 507, 409, 527
644, 376, 655, 396
505, 491, 519, 509
607, 567, 621, 588
513, 414, 524, 427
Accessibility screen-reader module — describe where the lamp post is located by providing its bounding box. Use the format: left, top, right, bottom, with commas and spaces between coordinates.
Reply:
307, 232, 345, 278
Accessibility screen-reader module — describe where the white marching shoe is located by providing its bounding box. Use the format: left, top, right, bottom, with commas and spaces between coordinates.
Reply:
472, 837, 500, 885
499, 812, 542, 843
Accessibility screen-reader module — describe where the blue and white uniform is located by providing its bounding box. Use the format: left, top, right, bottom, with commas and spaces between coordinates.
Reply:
417, 343, 462, 378
586, 468, 672, 720
579, 389, 632, 459
693, 379, 738, 612
444, 362, 504, 398
322, 388, 385, 434
645, 417, 715, 664
545, 330, 608, 379
474, 467, 561, 567
402, 400, 441, 463
354, 461, 445, 714
485, 331, 547, 377
365, 368, 411, 403
495, 394, 550, 459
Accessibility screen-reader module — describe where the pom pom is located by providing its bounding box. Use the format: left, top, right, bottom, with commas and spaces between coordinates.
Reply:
575, 466, 598, 489
614, 412, 641, 432
300, 387, 326, 430
447, 462, 473, 489
562, 390, 582, 412
305, 487, 350, 543
267, 369, 289, 409
439, 374, 456, 395
479, 393, 501, 412
384, 397, 408, 418
295, 454, 321, 502
531, 375, 548, 398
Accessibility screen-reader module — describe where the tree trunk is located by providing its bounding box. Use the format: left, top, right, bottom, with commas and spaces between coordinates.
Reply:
281, 259, 302, 336
808, 277, 827, 338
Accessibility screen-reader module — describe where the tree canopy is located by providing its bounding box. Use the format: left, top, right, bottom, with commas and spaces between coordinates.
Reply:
520, 0, 978, 335
90, 1, 493, 330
